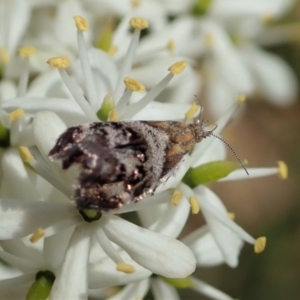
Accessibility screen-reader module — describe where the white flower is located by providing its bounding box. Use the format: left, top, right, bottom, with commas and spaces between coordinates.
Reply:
0, 15, 199, 299
138, 0, 297, 114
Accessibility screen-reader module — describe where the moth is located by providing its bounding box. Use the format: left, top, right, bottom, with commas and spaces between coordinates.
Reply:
49, 107, 247, 212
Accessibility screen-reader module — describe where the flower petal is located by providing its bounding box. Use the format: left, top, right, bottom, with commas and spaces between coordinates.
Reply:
243, 46, 297, 106
151, 278, 180, 300
102, 215, 196, 278
1, 149, 41, 201
88, 253, 151, 289
50, 223, 91, 300
107, 279, 150, 300
193, 186, 247, 267
0, 199, 75, 239
190, 276, 233, 300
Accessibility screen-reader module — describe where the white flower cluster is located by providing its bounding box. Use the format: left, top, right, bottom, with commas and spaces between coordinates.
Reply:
0, 1, 291, 299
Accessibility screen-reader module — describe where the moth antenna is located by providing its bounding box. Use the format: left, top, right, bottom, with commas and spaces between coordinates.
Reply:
210, 133, 249, 175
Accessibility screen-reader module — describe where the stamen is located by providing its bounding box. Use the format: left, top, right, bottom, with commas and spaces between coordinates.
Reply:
9, 109, 25, 121
277, 161, 288, 179
129, 17, 149, 30
0, 47, 9, 64
19, 146, 34, 162
74, 15, 89, 31
108, 109, 118, 121
124, 77, 145, 92
171, 190, 183, 206
94, 227, 125, 265
185, 102, 200, 121
29, 228, 45, 243
47, 57, 70, 69
22, 149, 73, 197
189, 196, 200, 214
121, 61, 185, 119
167, 40, 175, 53
114, 18, 149, 102
18, 46, 36, 58
74, 16, 99, 109
47, 57, 97, 121
254, 237, 267, 253
168, 60, 187, 75
116, 263, 135, 274
228, 212, 235, 220
116, 89, 132, 115
108, 45, 118, 56
237, 94, 246, 103
18, 47, 36, 96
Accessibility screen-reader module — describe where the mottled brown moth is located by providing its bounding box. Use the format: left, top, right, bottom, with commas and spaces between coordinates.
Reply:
49, 107, 247, 212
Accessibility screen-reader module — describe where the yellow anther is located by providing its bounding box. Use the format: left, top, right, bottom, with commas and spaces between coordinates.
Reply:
18, 46, 36, 58
108, 109, 118, 122
254, 236, 267, 253
30, 228, 45, 243
185, 102, 200, 121
167, 40, 175, 53
168, 60, 187, 75
262, 13, 274, 24
228, 212, 235, 221
130, 17, 149, 30
116, 263, 135, 274
108, 45, 118, 57
8, 108, 24, 121
237, 94, 246, 103
19, 146, 34, 163
74, 15, 89, 31
136, 298, 142, 300
47, 57, 70, 69
124, 77, 145, 92
277, 161, 288, 180
131, 0, 141, 8
204, 33, 214, 48
0, 47, 9, 64
171, 190, 183, 206
189, 196, 200, 214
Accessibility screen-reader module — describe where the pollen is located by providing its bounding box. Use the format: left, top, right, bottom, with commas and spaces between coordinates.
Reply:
124, 77, 145, 92
185, 102, 200, 121
131, 0, 141, 8
129, 17, 149, 30
47, 57, 70, 69
277, 161, 288, 180
171, 190, 183, 206
189, 196, 200, 214
0, 47, 9, 64
74, 15, 89, 31
237, 94, 246, 103
254, 236, 267, 253
8, 108, 25, 121
168, 60, 187, 75
30, 228, 45, 243
116, 263, 135, 274
18, 46, 36, 58
108, 109, 119, 121
19, 146, 34, 163
108, 45, 118, 57
228, 212, 235, 220
167, 40, 175, 53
